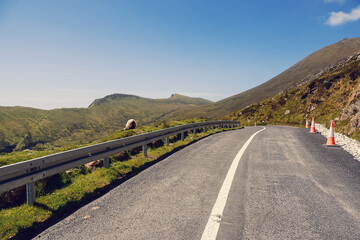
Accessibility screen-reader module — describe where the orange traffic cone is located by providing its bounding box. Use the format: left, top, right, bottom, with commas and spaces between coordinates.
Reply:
326, 121, 336, 146
305, 119, 310, 128
310, 117, 316, 133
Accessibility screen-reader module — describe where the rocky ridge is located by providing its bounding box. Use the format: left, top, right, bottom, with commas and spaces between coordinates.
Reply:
283, 50, 360, 93
226, 50, 360, 141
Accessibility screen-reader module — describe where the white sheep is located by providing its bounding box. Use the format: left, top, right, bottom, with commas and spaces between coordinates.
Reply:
124, 119, 137, 130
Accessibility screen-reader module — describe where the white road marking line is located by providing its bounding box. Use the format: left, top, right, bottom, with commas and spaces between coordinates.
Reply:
201, 127, 266, 240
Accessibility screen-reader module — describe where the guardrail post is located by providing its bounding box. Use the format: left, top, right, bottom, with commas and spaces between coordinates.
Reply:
193, 128, 196, 135
104, 157, 110, 168
143, 144, 147, 157
166, 137, 169, 145
211, 125, 214, 131
26, 182, 36, 206
181, 132, 184, 141
203, 127, 206, 133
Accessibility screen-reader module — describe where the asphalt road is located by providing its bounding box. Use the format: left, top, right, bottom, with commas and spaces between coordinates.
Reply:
33, 126, 360, 239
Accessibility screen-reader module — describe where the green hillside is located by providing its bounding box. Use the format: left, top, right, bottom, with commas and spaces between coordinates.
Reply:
88, 93, 212, 125
3, 37, 360, 152
162, 37, 360, 120
225, 51, 360, 141
0, 94, 212, 152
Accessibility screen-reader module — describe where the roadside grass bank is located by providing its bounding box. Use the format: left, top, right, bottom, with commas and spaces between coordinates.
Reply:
0, 124, 242, 240
0, 119, 202, 167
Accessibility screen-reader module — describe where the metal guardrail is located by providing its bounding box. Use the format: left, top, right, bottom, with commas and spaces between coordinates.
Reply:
0, 121, 239, 205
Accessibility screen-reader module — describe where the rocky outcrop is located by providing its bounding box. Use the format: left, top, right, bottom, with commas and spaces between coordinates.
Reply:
291, 51, 360, 91
350, 113, 360, 133
341, 100, 360, 134
84, 159, 104, 171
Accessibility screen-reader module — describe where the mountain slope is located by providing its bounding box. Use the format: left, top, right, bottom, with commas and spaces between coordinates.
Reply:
89, 93, 211, 108
0, 94, 212, 152
163, 37, 360, 120
225, 51, 360, 141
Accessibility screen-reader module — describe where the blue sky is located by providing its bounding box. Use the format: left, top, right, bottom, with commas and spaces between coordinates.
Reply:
1, 0, 360, 109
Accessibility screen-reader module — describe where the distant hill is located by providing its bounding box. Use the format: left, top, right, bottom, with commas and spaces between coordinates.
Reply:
225, 51, 360, 141
162, 37, 360, 120
0, 94, 212, 152
89, 93, 211, 108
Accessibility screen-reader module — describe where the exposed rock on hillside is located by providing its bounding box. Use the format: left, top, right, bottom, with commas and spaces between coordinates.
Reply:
161, 37, 360, 120
292, 50, 360, 90
85, 159, 103, 171
341, 100, 360, 134
226, 52, 360, 141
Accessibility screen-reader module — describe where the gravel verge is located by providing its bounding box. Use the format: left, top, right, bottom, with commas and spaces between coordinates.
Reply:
315, 123, 360, 161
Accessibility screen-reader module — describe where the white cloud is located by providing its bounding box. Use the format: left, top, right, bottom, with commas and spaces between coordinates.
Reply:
326, 5, 360, 26
324, 0, 346, 4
